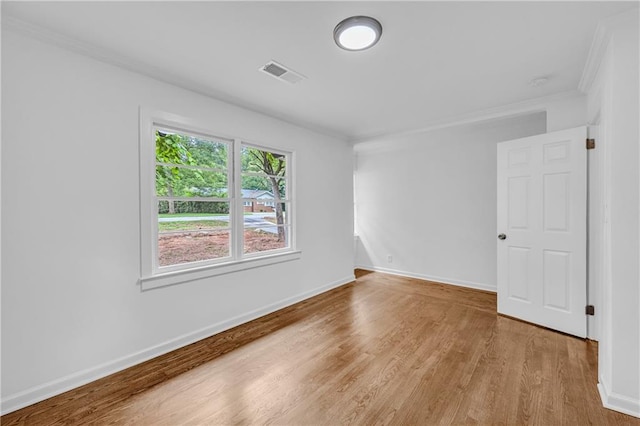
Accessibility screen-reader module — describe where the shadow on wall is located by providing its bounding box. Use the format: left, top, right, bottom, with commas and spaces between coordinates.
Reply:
354, 235, 373, 268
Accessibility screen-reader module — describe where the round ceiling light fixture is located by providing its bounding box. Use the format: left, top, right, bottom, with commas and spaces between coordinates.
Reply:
334, 16, 382, 51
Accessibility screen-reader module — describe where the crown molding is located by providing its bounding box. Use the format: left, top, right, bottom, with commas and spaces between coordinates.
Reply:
579, 8, 639, 94
352, 90, 583, 147
2, 16, 349, 142
7, 8, 631, 147
578, 20, 612, 94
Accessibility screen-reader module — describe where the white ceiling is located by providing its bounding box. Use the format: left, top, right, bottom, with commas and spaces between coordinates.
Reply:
3, 1, 637, 141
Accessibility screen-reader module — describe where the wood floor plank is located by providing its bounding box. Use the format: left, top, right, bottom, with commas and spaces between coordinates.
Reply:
3, 270, 638, 425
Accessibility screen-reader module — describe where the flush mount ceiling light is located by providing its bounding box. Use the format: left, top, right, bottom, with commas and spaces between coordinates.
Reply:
334, 16, 382, 51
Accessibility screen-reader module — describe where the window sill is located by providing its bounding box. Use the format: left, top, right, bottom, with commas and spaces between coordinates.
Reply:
139, 250, 302, 291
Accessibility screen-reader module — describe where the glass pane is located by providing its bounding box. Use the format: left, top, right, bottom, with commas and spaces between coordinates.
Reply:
156, 130, 228, 169
157, 201, 231, 267
241, 175, 286, 199
241, 146, 286, 176
156, 166, 228, 197
158, 229, 230, 267
244, 226, 289, 254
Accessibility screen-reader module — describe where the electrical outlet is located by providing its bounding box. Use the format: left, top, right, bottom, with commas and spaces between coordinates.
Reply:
387, 255, 393, 263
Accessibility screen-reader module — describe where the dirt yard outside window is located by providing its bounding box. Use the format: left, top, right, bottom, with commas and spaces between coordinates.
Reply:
158, 229, 285, 266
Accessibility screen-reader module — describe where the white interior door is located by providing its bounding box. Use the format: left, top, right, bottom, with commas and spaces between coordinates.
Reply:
497, 126, 587, 338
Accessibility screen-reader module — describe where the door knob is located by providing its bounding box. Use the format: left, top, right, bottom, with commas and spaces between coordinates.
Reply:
498, 233, 507, 240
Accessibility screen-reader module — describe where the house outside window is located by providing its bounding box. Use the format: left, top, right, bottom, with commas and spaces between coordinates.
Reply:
242, 189, 276, 212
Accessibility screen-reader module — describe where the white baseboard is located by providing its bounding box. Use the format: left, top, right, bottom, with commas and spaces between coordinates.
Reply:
1, 274, 355, 415
355, 264, 496, 293
598, 379, 640, 418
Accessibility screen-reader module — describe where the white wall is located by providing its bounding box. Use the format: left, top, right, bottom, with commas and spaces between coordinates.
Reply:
354, 113, 546, 291
586, 10, 640, 417
546, 94, 587, 132
1, 30, 354, 413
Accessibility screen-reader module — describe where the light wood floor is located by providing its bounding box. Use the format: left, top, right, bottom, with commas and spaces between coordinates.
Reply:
3, 270, 639, 425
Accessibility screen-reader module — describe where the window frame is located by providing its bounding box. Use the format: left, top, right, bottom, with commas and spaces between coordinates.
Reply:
239, 142, 293, 259
139, 109, 300, 291
153, 126, 233, 272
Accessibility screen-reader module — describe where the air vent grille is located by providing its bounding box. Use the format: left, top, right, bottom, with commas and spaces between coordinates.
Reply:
263, 63, 287, 77
259, 60, 306, 84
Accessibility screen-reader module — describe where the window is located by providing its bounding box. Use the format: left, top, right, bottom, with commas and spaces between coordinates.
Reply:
139, 110, 299, 290
241, 145, 291, 255
155, 128, 232, 267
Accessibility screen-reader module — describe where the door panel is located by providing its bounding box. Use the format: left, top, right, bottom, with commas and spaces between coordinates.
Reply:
542, 249, 571, 311
497, 127, 587, 338
507, 246, 531, 302
508, 177, 530, 229
543, 173, 570, 232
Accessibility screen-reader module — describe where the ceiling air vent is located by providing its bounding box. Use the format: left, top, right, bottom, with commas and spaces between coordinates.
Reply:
260, 60, 306, 84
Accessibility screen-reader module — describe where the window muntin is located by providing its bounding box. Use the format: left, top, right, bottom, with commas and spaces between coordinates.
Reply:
140, 112, 297, 286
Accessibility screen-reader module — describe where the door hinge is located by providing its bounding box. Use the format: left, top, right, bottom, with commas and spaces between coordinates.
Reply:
586, 305, 595, 315
586, 138, 595, 150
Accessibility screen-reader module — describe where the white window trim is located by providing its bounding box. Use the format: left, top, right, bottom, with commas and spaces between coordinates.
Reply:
139, 108, 299, 291
139, 251, 301, 291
